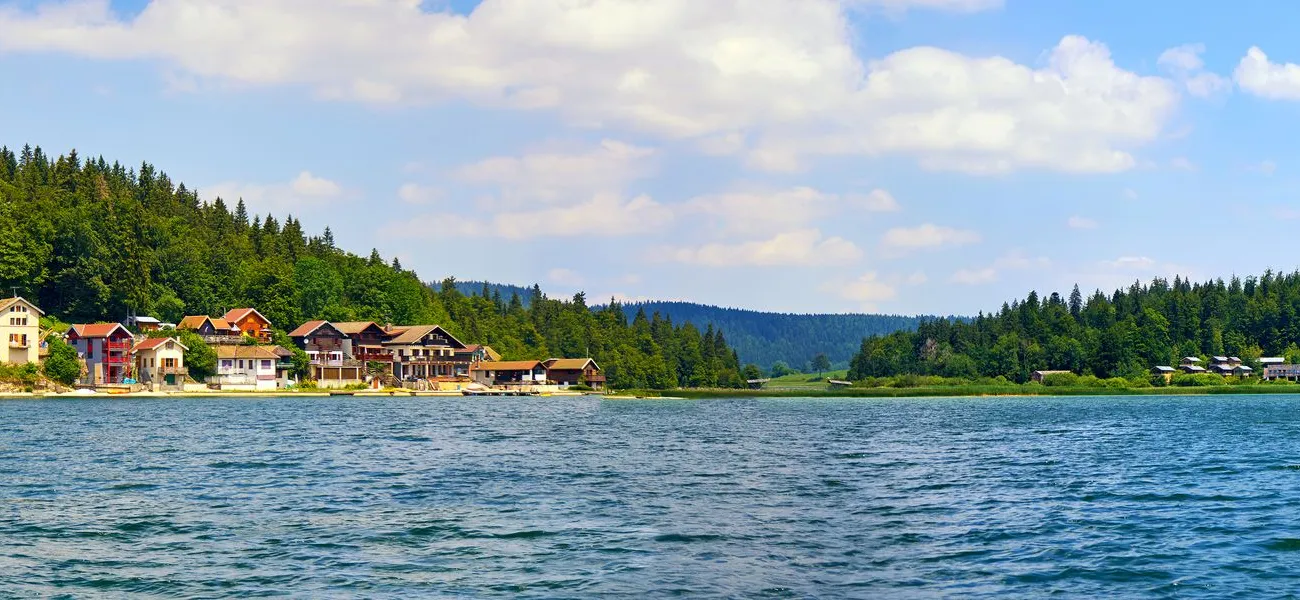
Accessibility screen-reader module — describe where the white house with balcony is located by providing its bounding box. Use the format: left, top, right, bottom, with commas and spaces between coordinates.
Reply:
212, 345, 281, 391
0, 296, 42, 365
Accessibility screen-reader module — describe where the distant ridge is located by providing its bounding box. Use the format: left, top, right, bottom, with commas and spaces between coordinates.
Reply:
453, 281, 941, 369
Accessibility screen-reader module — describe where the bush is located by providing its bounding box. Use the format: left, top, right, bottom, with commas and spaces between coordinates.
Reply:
1102, 377, 1129, 389
1171, 373, 1227, 387
42, 336, 81, 385
569, 384, 594, 392
1041, 372, 1080, 387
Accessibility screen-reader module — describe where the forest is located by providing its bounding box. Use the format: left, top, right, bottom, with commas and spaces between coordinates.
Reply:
0, 144, 744, 390
849, 274, 1300, 383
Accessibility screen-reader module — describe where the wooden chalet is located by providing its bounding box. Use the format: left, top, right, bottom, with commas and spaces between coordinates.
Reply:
471, 360, 548, 387
544, 358, 605, 390
222, 308, 273, 343
382, 325, 468, 382
177, 315, 242, 344
288, 320, 365, 385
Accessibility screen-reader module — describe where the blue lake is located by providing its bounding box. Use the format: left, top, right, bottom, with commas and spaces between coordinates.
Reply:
3, 395, 1300, 597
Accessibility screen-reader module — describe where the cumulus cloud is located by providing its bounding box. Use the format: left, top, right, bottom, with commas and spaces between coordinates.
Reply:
846, 0, 1002, 12
1158, 43, 1230, 98
204, 170, 344, 215
383, 193, 672, 240
455, 139, 655, 205
951, 267, 997, 285
660, 229, 862, 267
0, 2, 1179, 174
881, 224, 980, 252
397, 183, 441, 205
1235, 47, 1300, 100
547, 268, 584, 286
681, 186, 898, 237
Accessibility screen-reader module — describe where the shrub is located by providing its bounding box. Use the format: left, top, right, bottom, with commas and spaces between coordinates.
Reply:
569, 384, 594, 392
42, 336, 81, 385
1041, 372, 1080, 387
1171, 373, 1227, 387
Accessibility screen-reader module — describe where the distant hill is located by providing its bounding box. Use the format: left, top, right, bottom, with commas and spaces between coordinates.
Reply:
627, 302, 932, 370
449, 281, 939, 370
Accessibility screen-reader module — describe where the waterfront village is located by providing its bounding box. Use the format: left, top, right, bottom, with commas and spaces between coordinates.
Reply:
1031, 355, 1298, 385
0, 296, 605, 396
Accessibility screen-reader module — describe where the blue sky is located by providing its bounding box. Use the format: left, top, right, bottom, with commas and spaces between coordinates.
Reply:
3, 0, 1300, 315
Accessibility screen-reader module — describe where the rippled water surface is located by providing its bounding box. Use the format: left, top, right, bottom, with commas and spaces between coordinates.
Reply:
5, 395, 1300, 597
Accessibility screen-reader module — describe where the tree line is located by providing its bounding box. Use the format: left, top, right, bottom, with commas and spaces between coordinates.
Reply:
0, 144, 744, 389
849, 274, 1300, 383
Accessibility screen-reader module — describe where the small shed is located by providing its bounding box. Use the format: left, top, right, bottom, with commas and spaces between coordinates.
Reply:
1031, 370, 1071, 383
746, 378, 771, 389
1151, 366, 1176, 383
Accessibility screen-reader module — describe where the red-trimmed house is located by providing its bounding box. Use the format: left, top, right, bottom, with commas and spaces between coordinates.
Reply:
66, 323, 135, 385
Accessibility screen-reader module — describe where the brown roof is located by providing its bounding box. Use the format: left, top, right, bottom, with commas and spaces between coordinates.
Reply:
211, 318, 233, 331
222, 308, 270, 325
383, 324, 465, 347
287, 320, 329, 337
68, 323, 131, 339
177, 316, 211, 330
133, 337, 189, 352
332, 321, 386, 336
545, 358, 600, 371
472, 360, 544, 372
214, 345, 284, 359
0, 296, 44, 315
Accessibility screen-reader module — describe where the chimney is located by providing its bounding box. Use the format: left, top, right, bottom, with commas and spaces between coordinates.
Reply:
385, 323, 393, 332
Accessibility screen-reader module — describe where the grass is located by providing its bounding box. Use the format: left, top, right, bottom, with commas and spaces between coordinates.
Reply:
763, 370, 849, 391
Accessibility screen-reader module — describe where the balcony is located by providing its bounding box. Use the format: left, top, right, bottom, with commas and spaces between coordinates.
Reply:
202, 335, 247, 345
106, 341, 132, 352
355, 351, 393, 363
158, 366, 188, 375
584, 374, 607, 383
8, 338, 28, 349
103, 354, 132, 365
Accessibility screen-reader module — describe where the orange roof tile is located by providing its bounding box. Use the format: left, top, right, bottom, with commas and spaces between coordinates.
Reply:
222, 308, 271, 326
287, 320, 329, 337
68, 323, 130, 339
133, 337, 189, 352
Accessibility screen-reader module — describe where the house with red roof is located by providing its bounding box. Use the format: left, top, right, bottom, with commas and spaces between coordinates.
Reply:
66, 323, 134, 385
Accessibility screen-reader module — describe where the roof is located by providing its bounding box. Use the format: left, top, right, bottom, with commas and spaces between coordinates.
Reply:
133, 337, 189, 352
1182, 365, 1207, 372
130, 316, 162, 324
222, 308, 271, 326
67, 323, 131, 339
383, 324, 465, 348
1182, 356, 1202, 362
0, 296, 45, 315
471, 360, 544, 372
1213, 356, 1230, 362
1261, 357, 1286, 364
1152, 366, 1176, 372
178, 315, 234, 332
1032, 370, 1071, 374
287, 320, 330, 337
1236, 365, 1254, 372
215, 345, 284, 360
332, 321, 387, 336
545, 358, 600, 371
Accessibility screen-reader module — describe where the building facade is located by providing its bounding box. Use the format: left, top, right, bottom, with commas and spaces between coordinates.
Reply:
133, 337, 188, 390
223, 308, 273, 343
0, 296, 42, 365
212, 345, 282, 391
66, 323, 135, 385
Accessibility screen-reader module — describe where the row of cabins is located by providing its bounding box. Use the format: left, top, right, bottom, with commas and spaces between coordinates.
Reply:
0, 297, 605, 391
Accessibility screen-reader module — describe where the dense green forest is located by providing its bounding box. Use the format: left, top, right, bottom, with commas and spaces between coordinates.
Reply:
849, 275, 1300, 383
0, 144, 744, 389
454, 283, 930, 369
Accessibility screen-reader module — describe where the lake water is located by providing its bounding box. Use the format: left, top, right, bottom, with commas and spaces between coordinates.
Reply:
3, 395, 1300, 597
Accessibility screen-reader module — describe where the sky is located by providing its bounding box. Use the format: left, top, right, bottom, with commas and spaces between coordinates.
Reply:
2, 1, 1300, 316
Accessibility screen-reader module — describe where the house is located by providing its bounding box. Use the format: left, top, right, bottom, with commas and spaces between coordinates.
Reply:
212, 345, 283, 391
287, 320, 365, 386
177, 315, 241, 344
333, 321, 394, 368
124, 315, 163, 332
452, 344, 501, 376
1264, 364, 1300, 381
222, 308, 273, 343
1261, 357, 1286, 366
1031, 370, 1072, 383
1210, 360, 1252, 376
1180, 364, 1207, 374
66, 323, 135, 385
1151, 366, 1176, 383
544, 358, 605, 390
383, 325, 467, 381
1181, 356, 1202, 366
1211, 356, 1241, 368
133, 337, 188, 390
471, 360, 548, 387
0, 296, 42, 365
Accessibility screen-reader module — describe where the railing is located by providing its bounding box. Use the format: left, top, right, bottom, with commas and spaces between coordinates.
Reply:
8, 339, 28, 349
584, 374, 607, 382
158, 366, 188, 375
201, 335, 247, 345
105, 341, 133, 352
355, 352, 393, 362
103, 354, 132, 364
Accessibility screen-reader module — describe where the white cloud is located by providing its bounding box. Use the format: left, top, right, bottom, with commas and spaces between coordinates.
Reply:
1158, 44, 1229, 98
1235, 47, 1300, 100
397, 183, 442, 205
1103, 256, 1157, 270
383, 193, 672, 240
0, 2, 1179, 174
204, 170, 344, 215
821, 272, 897, 309
455, 139, 655, 205
1169, 157, 1195, 171
661, 229, 862, 267
682, 186, 897, 237
854, 189, 901, 212
906, 271, 928, 285
547, 268, 584, 286
846, 0, 1002, 12
1067, 216, 1098, 230
950, 250, 1049, 285
881, 223, 980, 252
1123, 188, 1139, 200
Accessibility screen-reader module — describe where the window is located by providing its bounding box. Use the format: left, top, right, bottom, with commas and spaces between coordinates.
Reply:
261, 360, 272, 369
87, 341, 94, 359
221, 360, 233, 369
